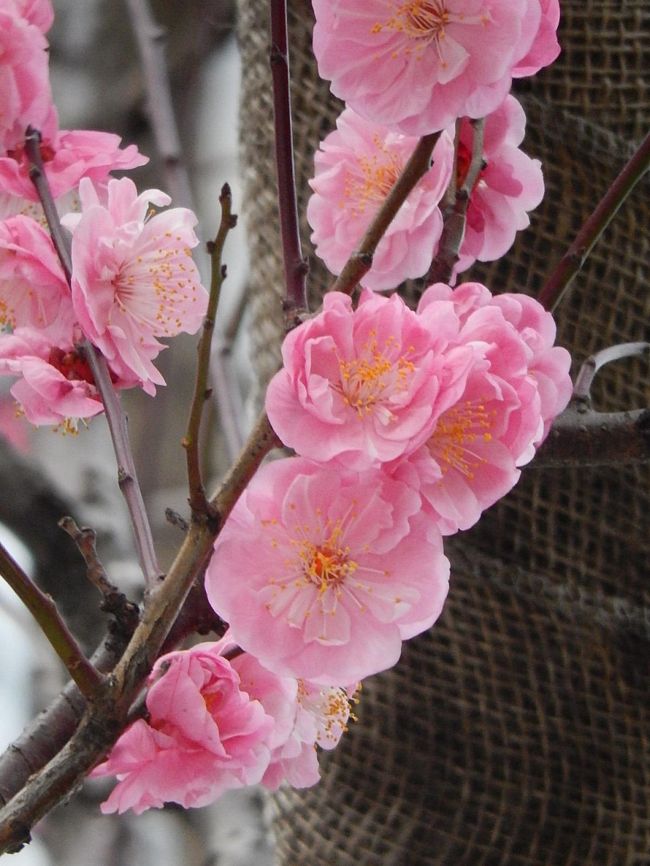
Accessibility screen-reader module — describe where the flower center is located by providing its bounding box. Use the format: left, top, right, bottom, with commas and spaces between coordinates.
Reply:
344, 140, 403, 216
300, 541, 358, 594
335, 331, 416, 420
48, 347, 96, 385
427, 398, 494, 478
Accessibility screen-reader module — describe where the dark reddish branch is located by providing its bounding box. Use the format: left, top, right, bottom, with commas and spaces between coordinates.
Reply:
270, 0, 309, 324
539, 130, 650, 311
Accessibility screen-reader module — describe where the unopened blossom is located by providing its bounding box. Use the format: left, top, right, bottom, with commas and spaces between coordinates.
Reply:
92, 643, 277, 815
403, 282, 571, 533
307, 108, 453, 291
0, 215, 74, 342
454, 95, 544, 277
312, 0, 538, 136
64, 177, 208, 394
0, 328, 104, 431
205, 457, 450, 685
0, 8, 53, 152
266, 290, 473, 469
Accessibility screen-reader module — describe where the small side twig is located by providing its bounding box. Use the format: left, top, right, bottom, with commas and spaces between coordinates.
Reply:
423, 117, 485, 286
26, 128, 162, 589
0, 542, 103, 700
122, 0, 193, 208
330, 132, 442, 296
270, 0, 309, 325
183, 183, 238, 517
58, 517, 139, 631
539, 131, 650, 311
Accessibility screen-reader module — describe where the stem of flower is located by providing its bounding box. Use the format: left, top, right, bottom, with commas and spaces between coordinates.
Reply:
423, 117, 485, 287
572, 342, 650, 402
538, 131, 650, 311
25, 129, 162, 588
0, 542, 103, 700
270, 0, 309, 325
184, 184, 238, 517
330, 132, 441, 297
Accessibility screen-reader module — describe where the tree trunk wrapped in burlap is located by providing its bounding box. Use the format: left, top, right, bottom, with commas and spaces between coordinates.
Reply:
237, 2, 650, 863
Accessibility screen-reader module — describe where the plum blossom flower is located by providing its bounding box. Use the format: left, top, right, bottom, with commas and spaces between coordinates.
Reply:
205, 457, 450, 685
307, 108, 453, 291
312, 0, 538, 136
0, 328, 104, 431
64, 177, 208, 394
454, 95, 544, 277
266, 290, 473, 469
401, 282, 571, 533
0, 215, 74, 342
5, 0, 54, 32
229, 648, 355, 790
92, 643, 278, 815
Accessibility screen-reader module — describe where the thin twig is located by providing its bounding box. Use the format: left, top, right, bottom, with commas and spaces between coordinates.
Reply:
270, 0, 309, 325
572, 342, 650, 402
184, 184, 238, 517
58, 517, 140, 630
122, 0, 193, 208
0, 542, 103, 700
538, 131, 650, 311
330, 132, 441, 296
423, 117, 485, 287
25, 129, 162, 588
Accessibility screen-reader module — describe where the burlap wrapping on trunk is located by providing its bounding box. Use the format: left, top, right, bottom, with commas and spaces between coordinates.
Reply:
237, 2, 650, 863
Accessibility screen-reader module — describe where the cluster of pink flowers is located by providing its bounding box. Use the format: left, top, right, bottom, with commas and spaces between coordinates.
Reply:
1, 0, 572, 819
307, 1, 557, 289
0, 0, 208, 432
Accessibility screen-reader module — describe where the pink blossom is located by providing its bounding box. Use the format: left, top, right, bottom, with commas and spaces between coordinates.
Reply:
64, 177, 208, 394
229, 649, 354, 790
0, 215, 74, 342
0, 129, 147, 208
0, 9, 53, 152
5, 0, 54, 32
312, 0, 532, 136
454, 95, 544, 276
513, 0, 561, 77
307, 108, 453, 291
406, 282, 571, 533
0, 328, 104, 431
205, 457, 450, 685
266, 290, 472, 469
92, 643, 277, 815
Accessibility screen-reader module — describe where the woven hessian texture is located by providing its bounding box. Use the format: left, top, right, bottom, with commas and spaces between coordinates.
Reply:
237, 2, 650, 863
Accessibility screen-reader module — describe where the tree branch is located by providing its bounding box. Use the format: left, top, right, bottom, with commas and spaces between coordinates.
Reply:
270, 0, 309, 325
538, 130, 650, 311
25, 129, 162, 588
0, 542, 103, 700
423, 117, 485, 287
183, 184, 238, 517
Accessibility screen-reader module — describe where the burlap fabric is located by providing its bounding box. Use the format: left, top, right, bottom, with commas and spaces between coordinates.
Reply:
237, 2, 650, 863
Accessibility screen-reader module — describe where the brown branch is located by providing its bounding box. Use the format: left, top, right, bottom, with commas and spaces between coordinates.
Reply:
423, 117, 485, 287
0, 410, 279, 852
572, 342, 649, 401
122, 0, 194, 208
330, 132, 441, 296
270, 0, 309, 325
25, 129, 162, 588
184, 184, 238, 516
531, 406, 650, 467
0, 543, 103, 700
538, 130, 650, 311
